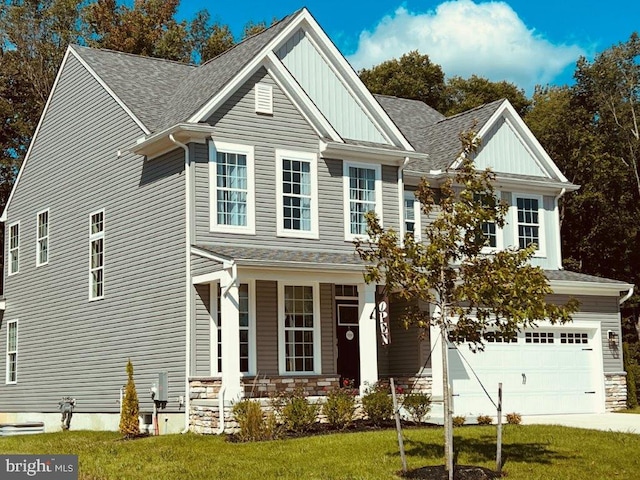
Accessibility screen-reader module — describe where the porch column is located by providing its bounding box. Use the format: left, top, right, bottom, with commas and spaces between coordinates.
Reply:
220, 268, 243, 400
358, 282, 378, 395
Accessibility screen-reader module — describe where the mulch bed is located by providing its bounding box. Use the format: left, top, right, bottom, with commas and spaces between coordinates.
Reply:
402, 465, 502, 480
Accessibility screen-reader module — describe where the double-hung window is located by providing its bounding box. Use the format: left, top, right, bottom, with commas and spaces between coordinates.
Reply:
404, 191, 421, 239
474, 193, 500, 251
36, 209, 49, 266
8, 222, 19, 275
6, 320, 17, 384
514, 194, 544, 255
279, 284, 321, 374
89, 210, 105, 300
209, 141, 255, 234
276, 150, 318, 238
343, 162, 382, 240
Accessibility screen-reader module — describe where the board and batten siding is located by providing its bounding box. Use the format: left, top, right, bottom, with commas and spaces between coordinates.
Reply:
193, 68, 401, 252
550, 294, 624, 374
276, 28, 388, 144
0, 53, 187, 414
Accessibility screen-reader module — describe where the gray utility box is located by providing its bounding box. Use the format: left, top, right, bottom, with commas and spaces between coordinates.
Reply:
156, 371, 168, 403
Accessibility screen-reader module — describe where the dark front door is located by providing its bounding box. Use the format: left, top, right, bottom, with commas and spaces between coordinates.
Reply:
336, 299, 360, 387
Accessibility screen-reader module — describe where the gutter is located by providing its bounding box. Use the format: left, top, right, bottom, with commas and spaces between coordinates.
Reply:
620, 286, 634, 305
397, 156, 410, 243
320, 140, 429, 164
554, 188, 566, 270
169, 134, 193, 434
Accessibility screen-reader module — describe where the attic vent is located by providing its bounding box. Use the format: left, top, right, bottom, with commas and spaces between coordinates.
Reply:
255, 83, 273, 115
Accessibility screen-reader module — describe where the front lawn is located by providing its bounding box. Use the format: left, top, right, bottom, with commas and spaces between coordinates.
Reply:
0, 425, 638, 479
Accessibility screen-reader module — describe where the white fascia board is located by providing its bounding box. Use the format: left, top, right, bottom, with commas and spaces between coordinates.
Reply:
188, 10, 307, 124
297, 11, 415, 152
1, 47, 74, 222
320, 140, 428, 165
550, 279, 635, 296
69, 47, 150, 136
127, 123, 216, 157
264, 53, 342, 142
191, 245, 234, 269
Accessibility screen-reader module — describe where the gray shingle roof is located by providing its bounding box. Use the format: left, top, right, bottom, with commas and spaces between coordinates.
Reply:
72, 46, 195, 132
158, 10, 302, 130
195, 244, 365, 269
544, 270, 632, 286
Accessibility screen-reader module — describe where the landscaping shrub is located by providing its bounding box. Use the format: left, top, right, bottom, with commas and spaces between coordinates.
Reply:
361, 383, 393, 425
623, 342, 638, 408
452, 415, 466, 427
232, 399, 277, 442
119, 359, 140, 438
476, 415, 493, 425
322, 387, 356, 429
506, 412, 522, 425
270, 387, 319, 433
402, 393, 432, 423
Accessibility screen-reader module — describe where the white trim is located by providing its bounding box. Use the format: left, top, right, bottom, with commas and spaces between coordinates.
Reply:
320, 140, 427, 164
88, 209, 105, 301
191, 245, 234, 269
403, 190, 421, 241
275, 149, 319, 239
210, 281, 220, 376
512, 193, 545, 257
35, 208, 50, 267
343, 161, 383, 241
478, 190, 504, 254
6, 320, 17, 384
7, 221, 20, 276
278, 282, 322, 375
69, 47, 149, 135
550, 280, 634, 296
246, 280, 257, 376
254, 82, 273, 114
209, 141, 256, 235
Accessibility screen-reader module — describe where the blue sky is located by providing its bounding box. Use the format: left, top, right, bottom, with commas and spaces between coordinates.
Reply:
176, 0, 638, 94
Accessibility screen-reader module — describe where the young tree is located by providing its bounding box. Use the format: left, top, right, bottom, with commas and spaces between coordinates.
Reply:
356, 131, 578, 478
119, 359, 140, 438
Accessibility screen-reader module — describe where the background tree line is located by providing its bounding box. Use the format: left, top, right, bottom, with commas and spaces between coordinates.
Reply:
1, 1, 639, 317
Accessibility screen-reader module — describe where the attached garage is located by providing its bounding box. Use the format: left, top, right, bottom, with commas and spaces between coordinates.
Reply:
448, 325, 603, 417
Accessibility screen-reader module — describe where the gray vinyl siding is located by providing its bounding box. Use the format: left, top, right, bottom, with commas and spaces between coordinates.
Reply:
550, 294, 623, 373
0, 54, 186, 414
255, 280, 278, 375
191, 254, 222, 278
194, 284, 211, 376
387, 296, 423, 376
193, 68, 401, 252
320, 283, 336, 375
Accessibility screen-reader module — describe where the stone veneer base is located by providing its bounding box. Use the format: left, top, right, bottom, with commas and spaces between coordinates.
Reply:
605, 373, 627, 412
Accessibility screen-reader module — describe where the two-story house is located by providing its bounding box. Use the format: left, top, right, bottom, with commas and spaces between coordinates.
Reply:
0, 8, 632, 433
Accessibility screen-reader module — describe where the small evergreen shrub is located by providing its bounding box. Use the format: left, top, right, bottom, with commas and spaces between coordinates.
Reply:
476, 415, 493, 425
402, 393, 432, 423
623, 342, 638, 408
361, 382, 393, 425
270, 387, 319, 433
119, 359, 140, 438
452, 415, 466, 427
506, 412, 522, 425
232, 399, 277, 441
322, 387, 356, 429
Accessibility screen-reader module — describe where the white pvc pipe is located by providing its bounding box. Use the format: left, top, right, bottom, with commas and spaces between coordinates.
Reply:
216, 387, 226, 435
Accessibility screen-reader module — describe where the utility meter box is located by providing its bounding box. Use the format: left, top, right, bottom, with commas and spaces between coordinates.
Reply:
156, 371, 168, 403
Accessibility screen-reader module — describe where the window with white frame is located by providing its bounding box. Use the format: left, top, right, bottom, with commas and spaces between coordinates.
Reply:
8, 222, 19, 275
280, 285, 319, 373
474, 193, 498, 249
210, 141, 255, 234
214, 283, 252, 374
36, 210, 49, 266
343, 162, 382, 240
6, 320, 17, 384
276, 150, 318, 238
89, 210, 104, 300
515, 194, 544, 254
404, 191, 420, 237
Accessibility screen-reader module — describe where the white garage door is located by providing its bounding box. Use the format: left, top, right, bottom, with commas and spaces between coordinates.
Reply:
449, 328, 600, 416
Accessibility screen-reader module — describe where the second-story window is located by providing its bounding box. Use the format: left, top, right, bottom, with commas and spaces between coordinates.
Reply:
8, 222, 19, 275
343, 162, 382, 240
404, 191, 421, 238
36, 209, 49, 266
89, 210, 104, 300
276, 150, 318, 238
515, 195, 542, 251
474, 193, 498, 249
210, 141, 255, 234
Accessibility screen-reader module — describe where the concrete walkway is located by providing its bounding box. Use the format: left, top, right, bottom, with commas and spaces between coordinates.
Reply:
521, 413, 640, 434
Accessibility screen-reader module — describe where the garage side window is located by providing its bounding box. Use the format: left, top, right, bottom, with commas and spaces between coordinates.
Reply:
89, 210, 105, 300
8, 222, 19, 275
6, 320, 17, 384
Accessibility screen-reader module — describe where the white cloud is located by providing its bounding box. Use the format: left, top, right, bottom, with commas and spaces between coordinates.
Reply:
347, 0, 585, 92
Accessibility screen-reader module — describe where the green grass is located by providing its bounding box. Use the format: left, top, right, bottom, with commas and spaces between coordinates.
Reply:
1, 425, 639, 479
616, 406, 640, 414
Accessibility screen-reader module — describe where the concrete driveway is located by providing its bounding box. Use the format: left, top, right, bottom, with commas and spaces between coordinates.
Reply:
521, 413, 640, 434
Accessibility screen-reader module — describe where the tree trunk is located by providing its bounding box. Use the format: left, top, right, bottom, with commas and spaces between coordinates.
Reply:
441, 323, 454, 480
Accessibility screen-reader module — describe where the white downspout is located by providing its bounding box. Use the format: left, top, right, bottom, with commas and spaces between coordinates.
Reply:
398, 157, 410, 243
216, 386, 226, 434
620, 286, 634, 305
554, 188, 566, 269
169, 134, 192, 434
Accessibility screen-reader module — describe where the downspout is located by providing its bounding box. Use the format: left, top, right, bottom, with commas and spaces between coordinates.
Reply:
397, 157, 410, 244
554, 188, 566, 270
169, 134, 192, 434
216, 386, 226, 434
620, 286, 634, 305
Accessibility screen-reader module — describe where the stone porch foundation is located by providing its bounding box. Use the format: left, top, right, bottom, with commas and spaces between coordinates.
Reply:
605, 373, 627, 411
